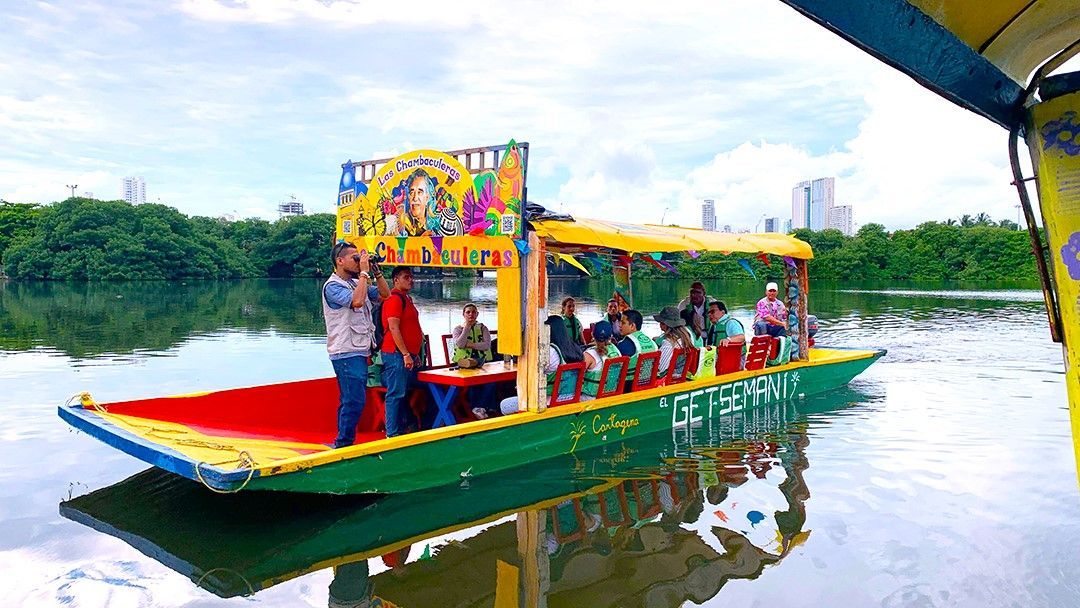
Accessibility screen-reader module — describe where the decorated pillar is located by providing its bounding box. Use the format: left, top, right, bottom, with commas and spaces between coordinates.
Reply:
783, 259, 809, 361
1025, 89, 1080, 480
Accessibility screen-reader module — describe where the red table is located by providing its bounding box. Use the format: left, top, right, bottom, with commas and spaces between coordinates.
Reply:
416, 362, 518, 427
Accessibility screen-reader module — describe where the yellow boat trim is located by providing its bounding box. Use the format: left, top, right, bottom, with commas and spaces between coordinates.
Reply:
531, 217, 814, 259
254, 348, 876, 477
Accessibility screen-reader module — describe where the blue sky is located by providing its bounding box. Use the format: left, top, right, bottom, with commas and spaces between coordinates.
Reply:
0, 0, 1035, 229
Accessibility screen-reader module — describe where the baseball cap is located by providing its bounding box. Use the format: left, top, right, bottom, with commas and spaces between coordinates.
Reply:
592, 320, 614, 341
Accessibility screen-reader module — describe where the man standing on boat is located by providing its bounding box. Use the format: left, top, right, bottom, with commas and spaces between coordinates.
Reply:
753, 282, 788, 338
381, 266, 425, 437
323, 242, 391, 449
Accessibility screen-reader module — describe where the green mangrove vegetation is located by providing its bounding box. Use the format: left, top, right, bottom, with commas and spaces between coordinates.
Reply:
0, 198, 1037, 282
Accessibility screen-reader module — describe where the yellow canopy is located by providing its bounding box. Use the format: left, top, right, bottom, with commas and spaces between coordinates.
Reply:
531, 217, 813, 259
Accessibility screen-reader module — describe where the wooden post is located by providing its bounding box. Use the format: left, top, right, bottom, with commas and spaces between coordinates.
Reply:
517, 231, 547, 413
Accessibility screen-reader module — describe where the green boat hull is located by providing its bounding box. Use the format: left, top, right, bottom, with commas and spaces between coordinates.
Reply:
248, 349, 883, 494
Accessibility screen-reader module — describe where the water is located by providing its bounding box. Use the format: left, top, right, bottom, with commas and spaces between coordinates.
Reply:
1, 278, 1076, 607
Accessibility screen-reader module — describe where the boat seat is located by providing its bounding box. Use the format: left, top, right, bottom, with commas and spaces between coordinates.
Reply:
596, 356, 630, 398
662, 348, 695, 385
550, 362, 587, 406
744, 336, 772, 371
629, 351, 662, 391
715, 342, 744, 375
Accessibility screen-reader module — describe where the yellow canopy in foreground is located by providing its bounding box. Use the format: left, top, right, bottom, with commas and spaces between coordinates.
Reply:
531, 217, 814, 259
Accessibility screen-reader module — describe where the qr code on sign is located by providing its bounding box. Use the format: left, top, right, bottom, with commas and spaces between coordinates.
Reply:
499, 214, 516, 235
342, 220, 352, 235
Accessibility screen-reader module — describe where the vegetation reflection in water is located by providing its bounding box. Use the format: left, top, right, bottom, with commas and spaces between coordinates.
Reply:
59, 387, 872, 607
0, 278, 1041, 361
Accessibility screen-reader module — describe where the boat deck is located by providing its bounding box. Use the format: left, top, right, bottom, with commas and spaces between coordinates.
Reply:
70, 347, 876, 470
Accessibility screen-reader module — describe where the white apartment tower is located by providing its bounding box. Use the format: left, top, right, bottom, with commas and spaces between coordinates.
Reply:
829, 204, 854, 235
122, 177, 146, 205
791, 177, 834, 230
702, 199, 717, 231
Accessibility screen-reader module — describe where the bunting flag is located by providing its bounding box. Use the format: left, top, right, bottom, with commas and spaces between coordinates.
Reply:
687, 250, 701, 259
650, 252, 663, 260
640, 254, 678, 275
584, 257, 605, 273
429, 235, 443, 256
757, 252, 771, 266
555, 253, 591, 275
737, 259, 757, 279
783, 255, 796, 268
513, 239, 530, 255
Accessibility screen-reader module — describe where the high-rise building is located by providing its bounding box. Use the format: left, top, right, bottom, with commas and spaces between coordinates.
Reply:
278, 195, 305, 218
701, 199, 716, 231
783, 219, 792, 233
791, 177, 834, 230
828, 204, 854, 235
122, 177, 146, 205
764, 217, 781, 233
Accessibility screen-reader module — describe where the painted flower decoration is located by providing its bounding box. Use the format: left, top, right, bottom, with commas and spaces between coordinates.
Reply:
1061, 231, 1080, 280
1041, 111, 1080, 157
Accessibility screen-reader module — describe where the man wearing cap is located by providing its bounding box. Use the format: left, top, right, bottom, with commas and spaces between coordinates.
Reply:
753, 282, 788, 337
581, 320, 621, 399
677, 281, 717, 341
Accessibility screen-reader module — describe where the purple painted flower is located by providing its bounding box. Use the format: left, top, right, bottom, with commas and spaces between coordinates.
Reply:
1062, 231, 1080, 280
1041, 111, 1080, 157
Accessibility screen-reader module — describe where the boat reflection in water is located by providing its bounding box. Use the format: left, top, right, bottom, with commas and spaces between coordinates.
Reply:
60, 388, 869, 607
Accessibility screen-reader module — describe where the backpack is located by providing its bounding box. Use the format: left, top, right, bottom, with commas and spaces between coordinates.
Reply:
371, 291, 407, 352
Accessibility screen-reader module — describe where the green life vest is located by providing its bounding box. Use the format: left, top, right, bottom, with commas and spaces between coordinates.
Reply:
625, 330, 658, 369
452, 323, 493, 363
563, 315, 584, 345
706, 314, 748, 354
582, 343, 622, 397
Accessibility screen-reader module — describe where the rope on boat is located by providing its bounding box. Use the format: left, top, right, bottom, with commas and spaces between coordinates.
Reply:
64, 392, 104, 412
194, 450, 256, 494
195, 567, 256, 597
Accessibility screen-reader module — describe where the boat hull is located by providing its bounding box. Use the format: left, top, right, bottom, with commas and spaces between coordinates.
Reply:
249, 348, 883, 493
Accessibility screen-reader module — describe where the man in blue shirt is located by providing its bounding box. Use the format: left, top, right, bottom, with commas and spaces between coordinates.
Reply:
705, 301, 745, 348
322, 242, 390, 448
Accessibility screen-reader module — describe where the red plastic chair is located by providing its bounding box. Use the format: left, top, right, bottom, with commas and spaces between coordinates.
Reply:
596, 356, 630, 398
582, 326, 594, 344
715, 342, 744, 375
630, 351, 662, 391
550, 362, 587, 406
744, 336, 772, 371
663, 348, 694, 385
440, 333, 453, 366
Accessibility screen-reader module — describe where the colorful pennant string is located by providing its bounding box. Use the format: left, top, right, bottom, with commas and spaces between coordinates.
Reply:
687, 250, 701, 259
513, 239, 530, 255
757, 252, 771, 266
555, 252, 591, 275
783, 255, 796, 268
737, 259, 757, 279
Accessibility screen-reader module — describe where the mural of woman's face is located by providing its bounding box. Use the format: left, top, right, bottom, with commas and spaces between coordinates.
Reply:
408, 177, 430, 219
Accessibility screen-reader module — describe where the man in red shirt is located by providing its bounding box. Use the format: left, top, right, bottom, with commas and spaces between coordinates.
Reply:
381, 266, 424, 437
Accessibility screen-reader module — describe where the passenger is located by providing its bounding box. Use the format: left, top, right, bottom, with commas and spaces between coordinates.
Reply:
499, 316, 583, 413
652, 306, 696, 376
616, 309, 658, 367
581, 321, 621, 400
753, 281, 788, 338
679, 308, 704, 347
678, 281, 716, 341
452, 303, 498, 420
380, 266, 425, 437
322, 243, 390, 448
706, 300, 746, 369
601, 298, 623, 341
560, 296, 586, 345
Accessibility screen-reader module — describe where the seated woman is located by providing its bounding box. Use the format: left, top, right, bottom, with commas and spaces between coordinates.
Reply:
452, 303, 499, 419
652, 306, 696, 377
581, 320, 621, 400
500, 315, 584, 414
560, 297, 586, 346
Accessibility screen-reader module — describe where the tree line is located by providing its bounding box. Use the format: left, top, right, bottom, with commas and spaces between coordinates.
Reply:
0, 198, 1039, 282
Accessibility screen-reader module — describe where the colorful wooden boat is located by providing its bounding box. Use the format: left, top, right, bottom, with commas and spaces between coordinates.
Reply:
60, 395, 837, 601
59, 143, 884, 493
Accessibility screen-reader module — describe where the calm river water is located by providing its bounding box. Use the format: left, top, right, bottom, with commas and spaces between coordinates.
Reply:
0, 278, 1076, 607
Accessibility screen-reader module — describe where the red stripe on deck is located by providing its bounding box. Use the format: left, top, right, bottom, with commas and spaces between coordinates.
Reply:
95, 378, 387, 446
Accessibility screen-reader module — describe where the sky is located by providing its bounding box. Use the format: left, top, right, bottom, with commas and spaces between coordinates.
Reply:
0, 0, 1040, 230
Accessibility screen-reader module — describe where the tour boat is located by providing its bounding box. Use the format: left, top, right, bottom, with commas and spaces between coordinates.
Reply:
58, 144, 884, 493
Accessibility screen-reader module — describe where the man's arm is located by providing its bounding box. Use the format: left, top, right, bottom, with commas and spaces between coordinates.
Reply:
372, 262, 391, 300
